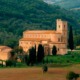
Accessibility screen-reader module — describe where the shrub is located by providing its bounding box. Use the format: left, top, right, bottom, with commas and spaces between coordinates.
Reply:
24, 55, 28, 64
42, 65, 48, 73
6, 60, 16, 67
66, 60, 70, 63
71, 55, 75, 58
66, 71, 79, 80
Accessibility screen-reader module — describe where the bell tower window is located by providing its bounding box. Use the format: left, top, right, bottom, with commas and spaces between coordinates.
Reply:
64, 25, 65, 28
59, 25, 60, 28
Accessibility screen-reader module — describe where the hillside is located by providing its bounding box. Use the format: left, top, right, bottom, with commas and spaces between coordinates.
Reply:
57, 0, 80, 9
44, 0, 62, 4
0, 0, 80, 48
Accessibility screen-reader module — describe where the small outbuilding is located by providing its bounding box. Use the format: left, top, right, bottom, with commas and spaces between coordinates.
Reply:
0, 46, 12, 65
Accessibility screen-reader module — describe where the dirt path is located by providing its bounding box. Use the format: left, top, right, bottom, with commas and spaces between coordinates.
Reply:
0, 65, 80, 80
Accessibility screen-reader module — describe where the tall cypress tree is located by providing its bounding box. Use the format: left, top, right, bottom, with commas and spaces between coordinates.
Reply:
37, 44, 44, 63
68, 26, 74, 50
29, 47, 36, 65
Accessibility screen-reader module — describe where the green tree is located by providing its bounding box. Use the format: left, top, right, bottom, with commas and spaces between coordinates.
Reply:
68, 26, 74, 51
14, 46, 24, 55
7, 50, 16, 67
14, 46, 24, 62
52, 45, 57, 55
24, 54, 28, 65
29, 47, 36, 65
37, 44, 44, 63
66, 71, 79, 80
10, 50, 17, 61
42, 65, 48, 73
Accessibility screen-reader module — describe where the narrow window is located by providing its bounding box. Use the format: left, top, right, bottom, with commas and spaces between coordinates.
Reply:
64, 25, 65, 28
59, 25, 60, 28
58, 38, 60, 42
61, 36, 63, 42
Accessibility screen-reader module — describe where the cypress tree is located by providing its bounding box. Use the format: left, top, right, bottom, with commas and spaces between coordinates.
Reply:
37, 44, 44, 63
29, 47, 36, 65
52, 45, 57, 55
68, 26, 74, 51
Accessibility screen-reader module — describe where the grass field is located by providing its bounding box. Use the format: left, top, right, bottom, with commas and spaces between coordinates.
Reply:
44, 51, 80, 64
0, 64, 80, 80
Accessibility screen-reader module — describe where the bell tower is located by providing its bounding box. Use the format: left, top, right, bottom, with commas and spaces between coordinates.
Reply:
56, 19, 68, 44
56, 19, 67, 33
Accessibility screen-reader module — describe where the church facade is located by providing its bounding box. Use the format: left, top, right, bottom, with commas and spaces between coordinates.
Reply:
19, 19, 68, 55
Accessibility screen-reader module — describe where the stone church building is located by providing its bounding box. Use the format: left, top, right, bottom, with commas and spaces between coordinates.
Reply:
19, 19, 68, 55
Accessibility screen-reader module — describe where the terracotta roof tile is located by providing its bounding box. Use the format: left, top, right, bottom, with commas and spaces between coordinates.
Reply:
20, 38, 50, 41
23, 30, 61, 34
0, 46, 12, 50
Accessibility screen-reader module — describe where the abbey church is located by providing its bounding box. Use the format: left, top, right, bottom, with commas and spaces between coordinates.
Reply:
19, 19, 68, 55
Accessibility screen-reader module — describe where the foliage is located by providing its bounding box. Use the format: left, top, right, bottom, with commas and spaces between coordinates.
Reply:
66, 71, 79, 80
15, 62, 27, 67
37, 44, 44, 63
12, 46, 25, 62
0, 0, 80, 47
29, 47, 36, 65
9, 49, 16, 60
44, 51, 80, 64
42, 65, 48, 73
74, 34, 80, 47
52, 45, 57, 55
6, 60, 16, 67
14, 46, 23, 54
24, 55, 29, 65
68, 26, 74, 50
10, 50, 15, 57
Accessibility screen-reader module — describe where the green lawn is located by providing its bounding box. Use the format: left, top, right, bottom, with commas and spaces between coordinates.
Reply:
44, 51, 80, 66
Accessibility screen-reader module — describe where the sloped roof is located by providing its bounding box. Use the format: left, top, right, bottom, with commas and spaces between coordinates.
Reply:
0, 46, 10, 49
0, 46, 12, 52
23, 30, 61, 34
20, 38, 50, 41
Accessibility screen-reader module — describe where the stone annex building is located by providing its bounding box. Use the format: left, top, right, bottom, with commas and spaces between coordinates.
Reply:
0, 46, 12, 65
19, 19, 68, 55
0, 46, 12, 61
